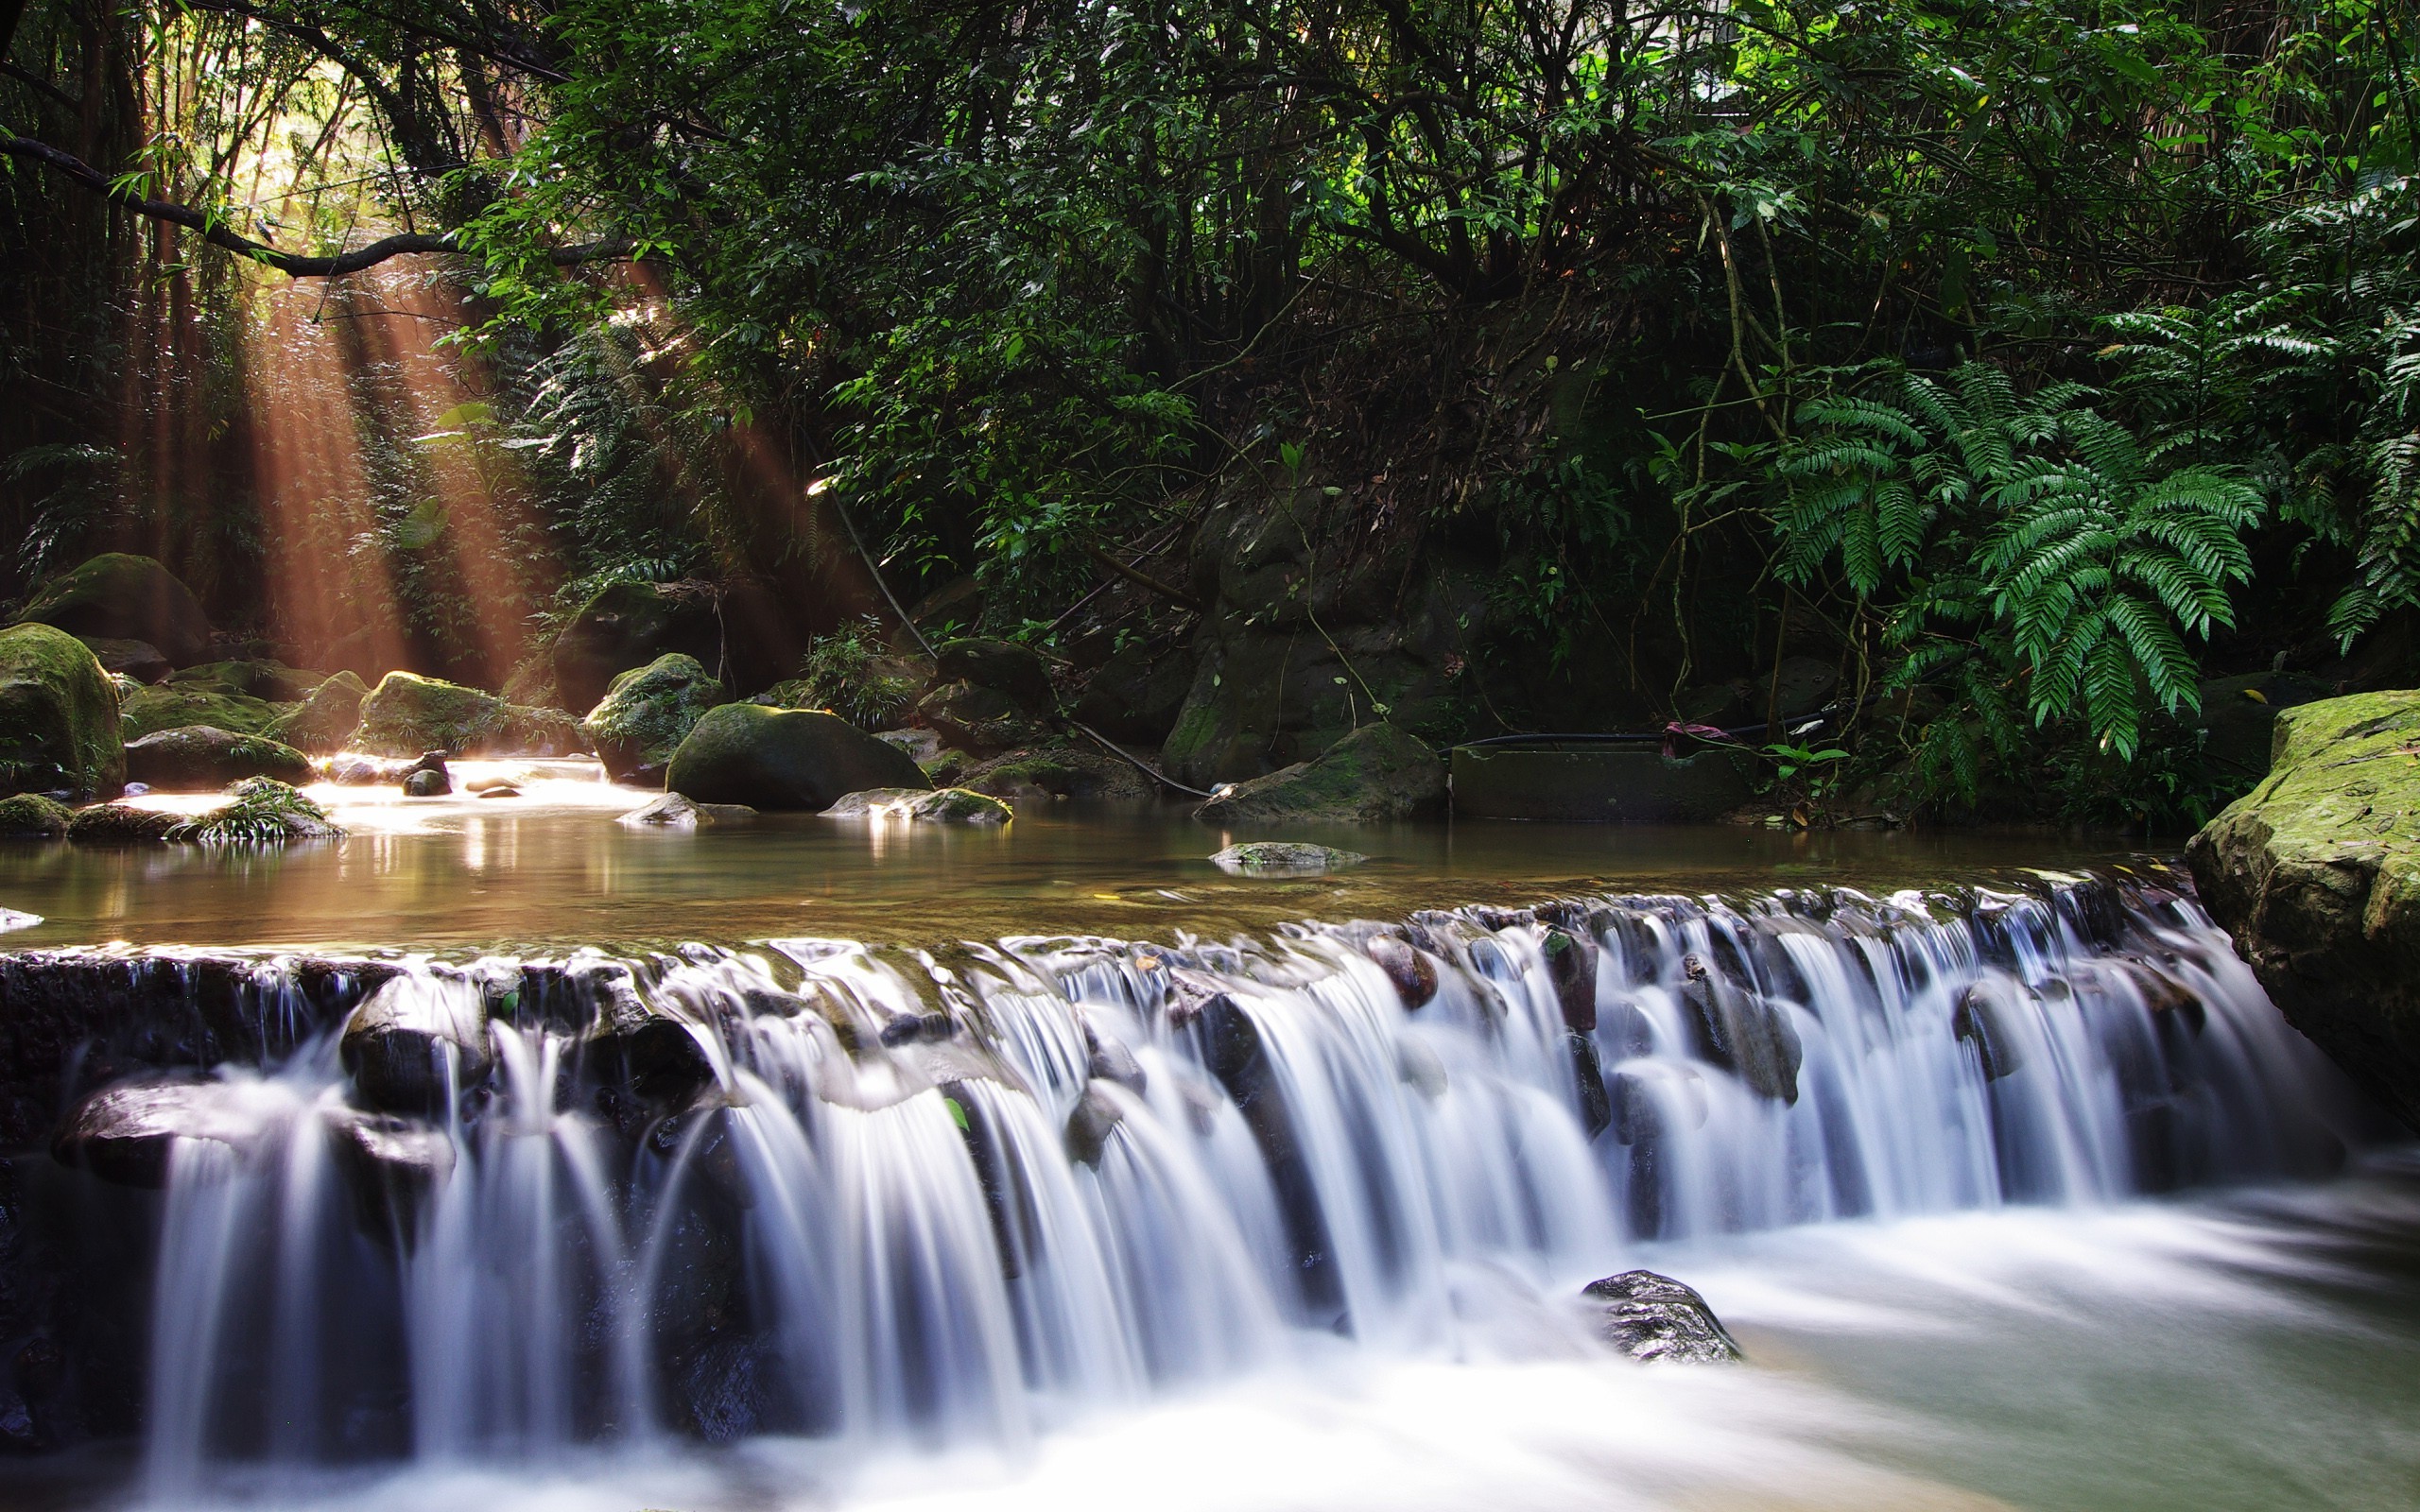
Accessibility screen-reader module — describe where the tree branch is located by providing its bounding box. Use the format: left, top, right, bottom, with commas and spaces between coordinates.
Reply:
0, 129, 630, 276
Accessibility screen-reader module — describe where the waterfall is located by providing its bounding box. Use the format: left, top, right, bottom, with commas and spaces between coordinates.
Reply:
32, 872, 2361, 1493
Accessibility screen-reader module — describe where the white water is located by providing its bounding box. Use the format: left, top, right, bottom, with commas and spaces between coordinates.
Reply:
112, 876, 2373, 1504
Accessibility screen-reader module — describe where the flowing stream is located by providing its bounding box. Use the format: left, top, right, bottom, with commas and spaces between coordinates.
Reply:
16, 867, 2387, 1509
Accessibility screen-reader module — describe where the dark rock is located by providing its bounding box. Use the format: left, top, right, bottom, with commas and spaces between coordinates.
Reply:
933, 638, 1056, 713
1072, 642, 1191, 744
1365, 936, 1438, 1008
1192, 721, 1445, 825
960, 745, 1154, 803
553, 579, 724, 713
916, 680, 1052, 755
1083, 1022, 1148, 1094
1770, 655, 1841, 720
1063, 1084, 1124, 1167
402, 767, 450, 798
583, 653, 728, 784
125, 726, 309, 790
1609, 1063, 1710, 1145
262, 669, 369, 753
2187, 690, 2420, 1127
51, 1078, 266, 1187
325, 1108, 456, 1241
78, 637, 169, 684
1569, 1031, 1614, 1138
666, 703, 932, 811
2195, 671, 2338, 786
1679, 954, 1802, 1103
354, 672, 585, 758
1952, 981, 2028, 1081
0, 623, 124, 799
117, 684, 282, 741
14, 554, 212, 668
1210, 841, 1365, 874
0, 793, 70, 837
1542, 927, 1599, 1032
64, 802, 176, 844
1582, 1270, 1742, 1363
340, 976, 493, 1114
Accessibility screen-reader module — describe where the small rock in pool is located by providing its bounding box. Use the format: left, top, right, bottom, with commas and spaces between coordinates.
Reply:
619, 792, 756, 829
1210, 841, 1366, 876
475, 784, 520, 799
402, 767, 450, 798
1582, 1270, 1742, 1363
824, 786, 1012, 824
0, 906, 41, 933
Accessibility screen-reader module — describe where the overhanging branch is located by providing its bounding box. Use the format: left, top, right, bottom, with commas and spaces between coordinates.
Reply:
1, 129, 631, 277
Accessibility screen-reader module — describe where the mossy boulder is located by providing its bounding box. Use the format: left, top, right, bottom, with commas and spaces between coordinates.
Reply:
582, 653, 728, 784
167, 660, 323, 702
14, 553, 213, 667
0, 622, 126, 799
118, 685, 284, 741
1191, 721, 1444, 825
916, 680, 1052, 755
66, 801, 178, 843
263, 670, 369, 753
2187, 690, 2420, 1128
0, 793, 72, 837
552, 579, 724, 713
353, 672, 586, 758
125, 726, 311, 791
1209, 841, 1364, 874
666, 703, 931, 811
78, 637, 170, 684
169, 778, 338, 844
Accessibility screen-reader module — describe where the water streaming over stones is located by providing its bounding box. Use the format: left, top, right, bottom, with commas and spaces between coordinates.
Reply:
0, 871, 2370, 1491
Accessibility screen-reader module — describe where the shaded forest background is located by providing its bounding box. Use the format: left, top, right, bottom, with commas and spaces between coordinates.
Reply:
2, 0, 2413, 824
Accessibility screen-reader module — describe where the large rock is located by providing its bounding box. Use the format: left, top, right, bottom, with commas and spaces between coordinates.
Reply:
262, 669, 369, 753
2188, 690, 2420, 1128
125, 726, 310, 790
118, 684, 283, 740
915, 680, 1051, 755
78, 637, 169, 684
1582, 1271, 1742, 1363
582, 653, 728, 783
933, 638, 1055, 713
51, 1078, 268, 1187
1071, 642, 1190, 745
341, 974, 493, 1114
553, 579, 724, 713
14, 554, 212, 668
166, 660, 321, 701
666, 704, 931, 811
2195, 670, 2336, 789
353, 672, 585, 758
0, 623, 125, 799
1192, 721, 1444, 825
0, 793, 71, 837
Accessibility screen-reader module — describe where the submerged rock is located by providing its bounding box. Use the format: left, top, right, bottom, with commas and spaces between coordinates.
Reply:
618, 792, 757, 828
0, 793, 71, 837
14, 553, 212, 668
2188, 690, 2420, 1127
117, 684, 282, 741
1193, 722, 1444, 824
125, 725, 310, 790
263, 669, 369, 753
666, 703, 931, 811
824, 786, 1012, 824
583, 652, 729, 784
1582, 1270, 1742, 1363
0, 622, 125, 799
1209, 841, 1365, 875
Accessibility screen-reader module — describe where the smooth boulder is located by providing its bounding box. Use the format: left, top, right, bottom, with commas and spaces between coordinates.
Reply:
263, 669, 369, 753
0, 623, 125, 799
14, 553, 212, 667
1582, 1271, 1742, 1363
1192, 721, 1444, 825
2187, 690, 2420, 1127
824, 786, 1011, 823
583, 653, 728, 783
618, 792, 756, 828
125, 726, 310, 790
666, 704, 931, 811
353, 672, 584, 758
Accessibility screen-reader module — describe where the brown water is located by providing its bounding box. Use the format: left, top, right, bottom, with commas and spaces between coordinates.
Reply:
0, 760, 2152, 953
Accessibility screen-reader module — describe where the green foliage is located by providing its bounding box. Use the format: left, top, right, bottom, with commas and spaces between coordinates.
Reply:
783, 616, 921, 730
169, 778, 339, 846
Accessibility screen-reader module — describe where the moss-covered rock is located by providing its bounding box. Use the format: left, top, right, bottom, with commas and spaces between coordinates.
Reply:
2187, 690, 2420, 1128
552, 579, 725, 713
353, 672, 586, 758
823, 786, 1012, 824
0, 622, 126, 799
916, 679, 1052, 754
169, 778, 339, 844
262, 670, 369, 753
125, 726, 311, 791
118, 684, 284, 741
1191, 721, 1444, 825
666, 703, 931, 811
14, 553, 213, 667
1209, 841, 1364, 874
0, 793, 72, 837
79, 637, 170, 683
582, 653, 728, 784
66, 801, 178, 843
167, 660, 323, 702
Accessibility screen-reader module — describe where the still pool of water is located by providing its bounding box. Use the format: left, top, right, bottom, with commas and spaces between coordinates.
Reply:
0, 760, 2152, 953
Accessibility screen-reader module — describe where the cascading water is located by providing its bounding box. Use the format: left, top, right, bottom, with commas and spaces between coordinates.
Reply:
27, 872, 2367, 1500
